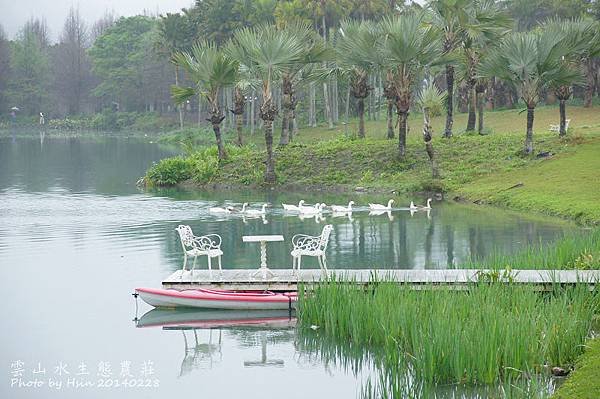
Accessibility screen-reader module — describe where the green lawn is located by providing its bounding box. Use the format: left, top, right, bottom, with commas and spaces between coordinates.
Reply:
553, 338, 600, 399
457, 138, 600, 225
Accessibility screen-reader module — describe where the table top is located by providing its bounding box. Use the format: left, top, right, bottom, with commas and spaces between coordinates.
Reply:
242, 235, 284, 242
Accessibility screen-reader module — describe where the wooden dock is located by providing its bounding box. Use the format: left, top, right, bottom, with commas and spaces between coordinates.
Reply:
162, 269, 600, 291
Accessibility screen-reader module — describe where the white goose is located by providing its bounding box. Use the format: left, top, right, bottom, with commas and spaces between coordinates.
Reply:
369, 199, 394, 211
417, 198, 432, 210
409, 201, 418, 211
300, 203, 325, 214
244, 203, 268, 216
230, 202, 248, 213
282, 200, 305, 212
331, 201, 354, 213
208, 206, 231, 213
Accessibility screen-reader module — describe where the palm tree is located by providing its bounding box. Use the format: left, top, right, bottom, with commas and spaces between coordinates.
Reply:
427, 0, 474, 138
458, 0, 511, 132
379, 13, 442, 158
278, 22, 328, 146
229, 24, 306, 183
336, 20, 379, 138
171, 41, 239, 161
418, 81, 446, 178
479, 31, 580, 154
542, 18, 591, 136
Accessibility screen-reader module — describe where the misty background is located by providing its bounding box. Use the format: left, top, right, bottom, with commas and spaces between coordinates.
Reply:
0, 0, 193, 41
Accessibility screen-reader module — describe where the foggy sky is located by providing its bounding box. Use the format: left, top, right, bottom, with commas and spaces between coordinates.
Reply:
0, 0, 194, 41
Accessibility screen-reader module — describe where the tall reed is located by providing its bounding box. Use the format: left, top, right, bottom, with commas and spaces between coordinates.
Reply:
298, 281, 599, 392
465, 228, 600, 270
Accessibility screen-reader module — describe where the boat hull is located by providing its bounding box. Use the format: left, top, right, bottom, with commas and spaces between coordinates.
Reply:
136, 287, 297, 310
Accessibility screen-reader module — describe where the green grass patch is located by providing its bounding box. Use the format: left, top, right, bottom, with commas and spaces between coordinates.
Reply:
553, 338, 600, 399
458, 138, 600, 225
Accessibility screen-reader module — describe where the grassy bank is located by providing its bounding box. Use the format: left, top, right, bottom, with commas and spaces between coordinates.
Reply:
553, 338, 600, 399
145, 105, 600, 224
298, 281, 599, 395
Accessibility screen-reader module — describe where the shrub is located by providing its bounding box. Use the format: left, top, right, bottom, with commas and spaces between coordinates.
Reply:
145, 157, 194, 186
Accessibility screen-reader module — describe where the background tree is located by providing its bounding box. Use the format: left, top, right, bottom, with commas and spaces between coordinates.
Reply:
418, 81, 445, 178
480, 30, 581, 154
336, 19, 379, 138
54, 6, 91, 115
8, 21, 50, 115
88, 16, 161, 112
172, 42, 239, 160
427, 0, 474, 138
157, 13, 195, 129
380, 12, 442, 158
0, 25, 11, 115
230, 24, 306, 183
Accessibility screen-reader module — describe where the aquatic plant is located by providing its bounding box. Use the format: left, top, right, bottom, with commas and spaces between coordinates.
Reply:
466, 228, 600, 270
298, 280, 599, 393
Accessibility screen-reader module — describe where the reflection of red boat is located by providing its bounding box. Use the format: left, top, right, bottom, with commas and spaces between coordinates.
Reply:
136, 308, 296, 329
136, 287, 297, 310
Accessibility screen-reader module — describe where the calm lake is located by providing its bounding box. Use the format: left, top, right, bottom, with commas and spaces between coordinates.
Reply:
0, 134, 571, 398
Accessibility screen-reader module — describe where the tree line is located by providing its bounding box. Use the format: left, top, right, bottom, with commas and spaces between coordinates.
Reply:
0, 0, 599, 182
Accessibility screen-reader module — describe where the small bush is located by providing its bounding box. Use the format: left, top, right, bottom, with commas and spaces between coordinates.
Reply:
146, 157, 194, 186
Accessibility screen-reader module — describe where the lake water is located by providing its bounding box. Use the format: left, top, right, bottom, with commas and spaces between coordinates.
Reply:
0, 134, 570, 398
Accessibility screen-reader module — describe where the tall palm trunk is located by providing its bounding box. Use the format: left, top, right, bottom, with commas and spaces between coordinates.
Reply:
584, 59, 595, 108
444, 64, 454, 138
477, 90, 484, 135
524, 106, 535, 155
559, 99, 567, 136
261, 97, 277, 183
175, 65, 184, 129
466, 85, 476, 131
280, 74, 293, 146
208, 109, 227, 161
386, 100, 394, 139
384, 77, 395, 139
397, 109, 408, 158
323, 80, 334, 128
357, 98, 365, 138
423, 108, 439, 178
555, 85, 571, 137
232, 87, 245, 146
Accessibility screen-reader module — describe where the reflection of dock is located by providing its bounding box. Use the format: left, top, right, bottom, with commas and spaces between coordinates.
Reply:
162, 269, 600, 291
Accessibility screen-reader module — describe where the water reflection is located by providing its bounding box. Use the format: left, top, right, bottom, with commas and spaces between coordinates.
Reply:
136, 309, 296, 376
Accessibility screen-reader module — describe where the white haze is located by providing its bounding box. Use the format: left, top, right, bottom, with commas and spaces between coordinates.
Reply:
0, 0, 194, 41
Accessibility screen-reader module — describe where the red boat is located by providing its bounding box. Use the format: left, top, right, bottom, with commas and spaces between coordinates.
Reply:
135, 287, 297, 310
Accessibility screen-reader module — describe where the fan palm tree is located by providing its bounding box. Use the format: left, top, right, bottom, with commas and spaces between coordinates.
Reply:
278, 22, 329, 146
336, 19, 379, 138
458, 0, 511, 132
229, 24, 306, 183
418, 81, 446, 178
427, 0, 475, 138
479, 31, 581, 154
379, 13, 442, 158
171, 41, 239, 161
541, 18, 591, 136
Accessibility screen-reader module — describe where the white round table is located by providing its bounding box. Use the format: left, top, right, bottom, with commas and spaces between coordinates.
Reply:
242, 235, 284, 279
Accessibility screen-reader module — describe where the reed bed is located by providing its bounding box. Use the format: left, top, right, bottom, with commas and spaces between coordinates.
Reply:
298, 281, 599, 392
465, 228, 600, 270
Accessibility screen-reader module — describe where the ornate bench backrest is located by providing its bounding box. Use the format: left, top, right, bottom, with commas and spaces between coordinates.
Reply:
176, 225, 195, 250
319, 225, 333, 251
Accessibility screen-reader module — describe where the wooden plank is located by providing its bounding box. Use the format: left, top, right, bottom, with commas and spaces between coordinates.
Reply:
161, 269, 600, 291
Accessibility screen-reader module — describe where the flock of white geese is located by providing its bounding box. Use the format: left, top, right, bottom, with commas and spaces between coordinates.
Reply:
208, 198, 432, 219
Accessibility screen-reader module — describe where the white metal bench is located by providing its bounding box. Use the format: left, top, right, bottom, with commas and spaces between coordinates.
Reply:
176, 225, 223, 275
291, 224, 333, 274
549, 119, 570, 133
